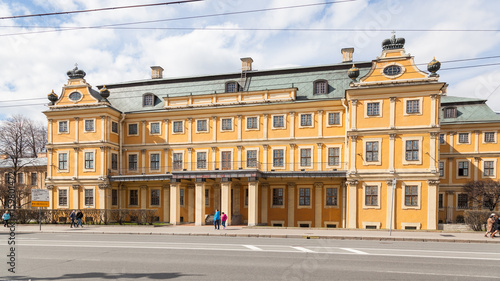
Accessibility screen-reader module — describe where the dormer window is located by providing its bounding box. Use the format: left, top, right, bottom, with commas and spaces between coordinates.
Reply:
225, 81, 239, 93
143, 93, 155, 107
314, 80, 328, 95
444, 107, 457, 118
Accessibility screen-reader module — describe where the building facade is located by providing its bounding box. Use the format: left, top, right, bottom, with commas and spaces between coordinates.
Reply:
43, 35, 500, 229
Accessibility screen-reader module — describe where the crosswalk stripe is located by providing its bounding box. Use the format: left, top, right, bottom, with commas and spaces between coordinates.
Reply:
292, 246, 315, 253
243, 245, 262, 251
340, 248, 369, 255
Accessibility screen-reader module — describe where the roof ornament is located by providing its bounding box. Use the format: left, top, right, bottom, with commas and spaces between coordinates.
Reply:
99, 85, 110, 101
427, 57, 441, 77
47, 90, 58, 105
381, 32, 405, 50
347, 64, 360, 81
67, 63, 86, 79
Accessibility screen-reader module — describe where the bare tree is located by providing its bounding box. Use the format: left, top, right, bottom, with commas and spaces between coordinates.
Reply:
463, 180, 500, 211
25, 119, 47, 158
0, 182, 32, 208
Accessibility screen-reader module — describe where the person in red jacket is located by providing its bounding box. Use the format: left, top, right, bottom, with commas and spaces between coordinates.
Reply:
221, 212, 227, 229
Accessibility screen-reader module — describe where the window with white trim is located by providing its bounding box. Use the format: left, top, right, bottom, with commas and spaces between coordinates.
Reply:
150, 153, 160, 170
484, 161, 495, 176
300, 114, 313, 127
300, 148, 312, 167
273, 115, 285, 128
326, 188, 337, 206
197, 119, 207, 132
406, 99, 420, 114
404, 185, 418, 206
59, 189, 67, 206
128, 123, 138, 135
221, 151, 231, 170
84, 119, 95, 132
58, 121, 68, 133
247, 150, 257, 168
173, 153, 183, 170
150, 122, 160, 135
484, 132, 495, 143
151, 189, 160, 206
143, 93, 154, 107
457, 193, 468, 209
221, 118, 233, 131
366, 102, 380, 116
246, 117, 258, 129
314, 80, 327, 95
405, 140, 419, 161
85, 189, 94, 206
299, 188, 311, 206
197, 152, 207, 169
173, 121, 183, 133
84, 151, 94, 170
365, 185, 378, 206
366, 141, 379, 162
273, 149, 284, 167
439, 161, 445, 177
128, 154, 138, 171
458, 133, 469, 144
111, 153, 118, 170
328, 112, 340, 125
58, 153, 68, 170
272, 188, 283, 206
458, 161, 469, 177
328, 147, 340, 166
111, 121, 118, 134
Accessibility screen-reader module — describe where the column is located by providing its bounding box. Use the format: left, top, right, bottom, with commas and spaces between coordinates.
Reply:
47, 119, 53, 144
74, 117, 79, 143
141, 149, 146, 174
474, 157, 480, 181
287, 182, 295, 227
187, 184, 195, 222
188, 118, 193, 143
73, 147, 79, 179
47, 149, 53, 178
164, 148, 169, 173
162, 184, 170, 222
187, 147, 193, 171
106, 116, 111, 141
213, 183, 221, 211
212, 116, 217, 142
314, 182, 323, 227
449, 132, 455, 153
446, 191, 453, 223
317, 143, 323, 171
141, 120, 146, 145
237, 146, 242, 169
317, 110, 323, 137
164, 119, 169, 143
261, 183, 269, 225
390, 97, 396, 129
101, 116, 106, 142
262, 145, 268, 171
170, 182, 180, 224
448, 157, 454, 185
427, 180, 439, 230
195, 181, 206, 226
211, 147, 217, 170
289, 144, 295, 171
385, 179, 395, 230
233, 183, 241, 217
289, 112, 295, 139
100, 146, 105, 177
248, 181, 259, 226
140, 185, 147, 209
72, 185, 80, 209
474, 130, 479, 153
237, 115, 242, 141
430, 132, 437, 172
221, 181, 232, 225
98, 184, 106, 209
263, 114, 268, 140
389, 134, 396, 173
347, 180, 358, 228
350, 135, 357, 173
430, 94, 437, 127
351, 100, 357, 130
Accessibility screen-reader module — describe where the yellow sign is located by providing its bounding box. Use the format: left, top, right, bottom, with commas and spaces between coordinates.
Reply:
31, 201, 49, 207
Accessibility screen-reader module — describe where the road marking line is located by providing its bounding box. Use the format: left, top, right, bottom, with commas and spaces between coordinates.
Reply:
340, 248, 369, 255
243, 245, 263, 251
292, 246, 315, 253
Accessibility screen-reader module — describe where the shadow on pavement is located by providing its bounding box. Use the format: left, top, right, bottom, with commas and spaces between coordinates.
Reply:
26, 272, 200, 280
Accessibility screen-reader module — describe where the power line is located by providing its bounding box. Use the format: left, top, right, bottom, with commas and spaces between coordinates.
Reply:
0, 0, 203, 20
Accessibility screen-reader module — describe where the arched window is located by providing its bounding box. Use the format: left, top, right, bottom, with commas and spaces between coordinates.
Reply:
225, 81, 239, 93
143, 93, 155, 107
314, 80, 328, 95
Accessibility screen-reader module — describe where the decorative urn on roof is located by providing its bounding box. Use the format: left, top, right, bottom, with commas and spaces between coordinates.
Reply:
67, 64, 86, 79
47, 90, 58, 105
382, 33, 405, 50
427, 57, 441, 77
99, 85, 110, 101
347, 64, 360, 81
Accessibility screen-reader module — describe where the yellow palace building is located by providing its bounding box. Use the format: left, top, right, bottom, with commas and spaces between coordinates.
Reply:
43, 35, 500, 230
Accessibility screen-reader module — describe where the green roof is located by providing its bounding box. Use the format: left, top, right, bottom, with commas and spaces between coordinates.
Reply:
440, 96, 500, 124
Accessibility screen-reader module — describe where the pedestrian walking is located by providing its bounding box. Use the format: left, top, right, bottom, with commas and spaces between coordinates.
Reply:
214, 209, 220, 230
69, 210, 76, 228
221, 212, 227, 229
76, 210, 84, 228
491, 214, 500, 238
2, 211, 10, 227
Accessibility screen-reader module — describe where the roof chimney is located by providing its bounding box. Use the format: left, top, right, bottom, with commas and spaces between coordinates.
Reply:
240, 57, 253, 71
341, 48, 354, 63
151, 66, 164, 79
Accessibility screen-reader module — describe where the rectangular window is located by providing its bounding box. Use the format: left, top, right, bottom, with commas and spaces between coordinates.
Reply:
457, 194, 468, 209
438, 193, 443, 209
59, 121, 68, 133
366, 141, 379, 162
247, 150, 257, 168
128, 123, 138, 135
328, 147, 340, 166
326, 188, 337, 206
439, 134, 445, 144
205, 189, 209, 206
406, 100, 420, 114
273, 149, 284, 167
221, 118, 232, 130
405, 185, 418, 206
197, 120, 207, 132
272, 188, 283, 206
31, 172, 37, 185
485, 132, 495, 143
111, 121, 118, 134
405, 140, 419, 161
129, 190, 138, 206
197, 152, 207, 169
458, 133, 469, 144
458, 161, 469, 177
221, 151, 231, 170
300, 148, 312, 167
144, 94, 154, 106
111, 153, 118, 170
180, 189, 184, 206
112, 189, 118, 206
58, 153, 68, 170
273, 115, 285, 128
300, 114, 312, 126
151, 189, 160, 206
173, 121, 183, 133
85, 189, 94, 206
59, 189, 67, 206
84, 152, 94, 169
150, 153, 160, 170
17, 173, 23, 184
84, 119, 94, 132
365, 186, 378, 206
314, 81, 327, 94
328, 112, 340, 125
444, 107, 456, 118
173, 153, 183, 170
439, 162, 444, 177
150, 122, 160, 134
128, 154, 138, 171
484, 161, 495, 176
366, 102, 380, 116
247, 117, 258, 129
299, 188, 310, 206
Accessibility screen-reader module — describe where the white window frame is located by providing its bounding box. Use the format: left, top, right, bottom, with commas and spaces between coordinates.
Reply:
245, 147, 259, 169
57, 120, 69, 134
82, 149, 96, 172
129, 189, 139, 206
439, 160, 446, 178
83, 187, 95, 208
270, 186, 285, 209
219, 148, 234, 170
127, 152, 139, 171
298, 112, 314, 128
439, 133, 446, 145
220, 117, 234, 132
438, 192, 445, 210
57, 150, 70, 172
362, 221, 381, 229
271, 114, 287, 130
481, 158, 497, 179
326, 111, 342, 127
111, 121, 119, 135
57, 187, 69, 208
298, 145, 314, 169
195, 119, 209, 133
456, 159, 471, 179
401, 181, 421, 210
457, 132, 470, 145
483, 132, 497, 144
127, 122, 139, 136
148, 151, 161, 172
271, 146, 287, 170
380, 62, 406, 79
363, 138, 382, 166
456, 192, 469, 209
297, 186, 312, 209
172, 150, 185, 171
403, 97, 423, 116
326, 145, 342, 169
297, 221, 312, 228
401, 222, 421, 230
364, 100, 383, 118
111, 152, 118, 171
245, 116, 259, 131
150, 188, 161, 206
402, 136, 423, 165
324, 185, 340, 209
172, 120, 184, 134
149, 121, 161, 135
196, 149, 209, 171
362, 182, 381, 209
83, 118, 96, 133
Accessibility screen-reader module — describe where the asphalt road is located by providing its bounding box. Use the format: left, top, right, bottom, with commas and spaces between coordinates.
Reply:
2, 233, 500, 280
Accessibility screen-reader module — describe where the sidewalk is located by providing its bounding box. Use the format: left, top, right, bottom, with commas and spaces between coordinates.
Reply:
4, 224, 498, 244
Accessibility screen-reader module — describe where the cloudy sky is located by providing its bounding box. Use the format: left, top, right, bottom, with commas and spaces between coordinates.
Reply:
1, 0, 499, 121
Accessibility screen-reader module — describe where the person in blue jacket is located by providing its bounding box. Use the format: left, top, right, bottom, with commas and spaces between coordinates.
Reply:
214, 209, 220, 230
2, 211, 10, 227
69, 210, 76, 228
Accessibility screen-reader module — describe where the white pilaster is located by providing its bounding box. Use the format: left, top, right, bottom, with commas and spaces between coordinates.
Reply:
351, 100, 357, 130
263, 114, 268, 140
390, 97, 395, 128
74, 117, 79, 143
430, 94, 437, 127
389, 134, 395, 172
164, 119, 169, 143
290, 112, 295, 139
248, 181, 259, 226
195, 182, 206, 226
237, 115, 242, 141
188, 118, 193, 144
170, 183, 180, 224
317, 110, 323, 137
317, 143, 323, 171
221, 182, 232, 225
289, 144, 295, 171
347, 180, 358, 228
